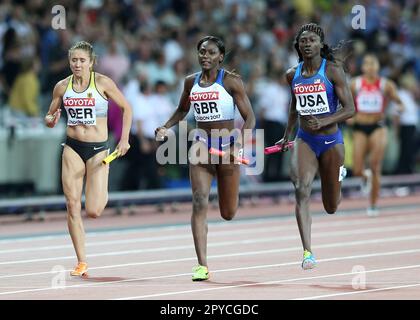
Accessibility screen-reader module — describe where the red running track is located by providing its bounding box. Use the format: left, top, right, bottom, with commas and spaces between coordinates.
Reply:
0, 194, 419, 300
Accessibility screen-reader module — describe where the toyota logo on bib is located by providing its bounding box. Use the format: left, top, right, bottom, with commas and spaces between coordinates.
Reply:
294, 83, 330, 115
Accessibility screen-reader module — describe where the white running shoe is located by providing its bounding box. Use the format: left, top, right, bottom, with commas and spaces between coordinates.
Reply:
361, 169, 372, 195
367, 206, 379, 217
339, 166, 347, 182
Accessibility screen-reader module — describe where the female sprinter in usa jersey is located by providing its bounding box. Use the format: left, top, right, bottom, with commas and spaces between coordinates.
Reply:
155, 36, 255, 281
44, 41, 132, 277
276, 24, 355, 270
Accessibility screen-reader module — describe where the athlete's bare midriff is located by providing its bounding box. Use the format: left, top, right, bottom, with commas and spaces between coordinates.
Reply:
299, 117, 339, 135
196, 119, 236, 136
66, 118, 108, 142
353, 112, 385, 125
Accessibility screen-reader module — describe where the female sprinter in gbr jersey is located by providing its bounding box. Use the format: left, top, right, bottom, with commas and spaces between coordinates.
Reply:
155, 36, 255, 281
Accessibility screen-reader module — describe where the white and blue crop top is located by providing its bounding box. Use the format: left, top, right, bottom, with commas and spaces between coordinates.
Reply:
291, 58, 339, 116
189, 69, 236, 122
63, 72, 108, 126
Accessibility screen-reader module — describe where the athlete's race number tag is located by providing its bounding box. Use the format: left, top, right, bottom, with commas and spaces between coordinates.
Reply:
356, 92, 383, 113
295, 83, 330, 115
64, 98, 97, 126
191, 91, 223, 122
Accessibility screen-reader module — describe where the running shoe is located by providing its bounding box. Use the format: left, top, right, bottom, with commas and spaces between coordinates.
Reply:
361, 168, 372, 195
70, 262, 88, 277
367, 206, 379, 217
301, 250, 316, 270
192, 265, 209, 281
339, 166, 347, 182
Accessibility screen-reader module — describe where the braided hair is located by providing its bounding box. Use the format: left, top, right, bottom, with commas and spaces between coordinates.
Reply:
294, 23, 351, 65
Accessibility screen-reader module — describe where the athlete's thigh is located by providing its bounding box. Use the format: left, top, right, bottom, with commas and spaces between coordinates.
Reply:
319, 143, 345, 199
62, 146, 85, 202
352, 131, 369, 173
189, 163, 214, 197
85, 149, 109, 210
368, 127, 388, 166
290, 139, 319, 186
216, 163, 240, 209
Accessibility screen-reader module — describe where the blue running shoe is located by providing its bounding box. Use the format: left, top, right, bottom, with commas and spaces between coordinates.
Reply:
302, 250, 316, 270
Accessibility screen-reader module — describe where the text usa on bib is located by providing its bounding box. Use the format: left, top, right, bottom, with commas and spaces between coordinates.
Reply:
294, 82, 330, 115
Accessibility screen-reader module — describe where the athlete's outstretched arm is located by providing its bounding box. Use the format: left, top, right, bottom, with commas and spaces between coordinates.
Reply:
307, 63, 355, 130
225, 75, 256, 131
44, 80, 66, 128
155, 76, 194, 139
277, 68, 298, 144
100, 75, 132, 156
385, 79, 405, 136
165, 76, 194, 128
345, 78, 358, 125
385, 79, 404, 113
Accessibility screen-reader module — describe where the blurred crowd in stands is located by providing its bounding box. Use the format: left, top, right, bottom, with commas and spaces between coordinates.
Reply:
0, 0, 419, 193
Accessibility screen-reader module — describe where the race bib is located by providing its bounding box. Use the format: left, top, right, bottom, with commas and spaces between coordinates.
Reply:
294, 83, 330, 115
356, 92, 383, 113
64, 97, 97, 126
191, 91, 223, 122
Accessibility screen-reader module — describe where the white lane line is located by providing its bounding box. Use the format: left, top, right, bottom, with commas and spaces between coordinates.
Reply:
114, 263, 420, 300
1, 222, 420, 265
0, 225, 283, 255
1, 249, 419, 297
0, 281, 417, 290
296, 283, 420, 300
0, 230, 419, 283
1, 214, 418, 255
0, 216, 283, 244
1, 206, 418, 244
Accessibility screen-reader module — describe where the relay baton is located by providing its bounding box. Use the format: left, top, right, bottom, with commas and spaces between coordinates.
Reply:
209, 147, 250, 165
102, 150, 119, 164
264, 141, 294, 155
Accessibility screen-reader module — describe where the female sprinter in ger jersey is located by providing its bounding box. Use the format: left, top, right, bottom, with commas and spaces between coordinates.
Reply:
44, 41, 132, 276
